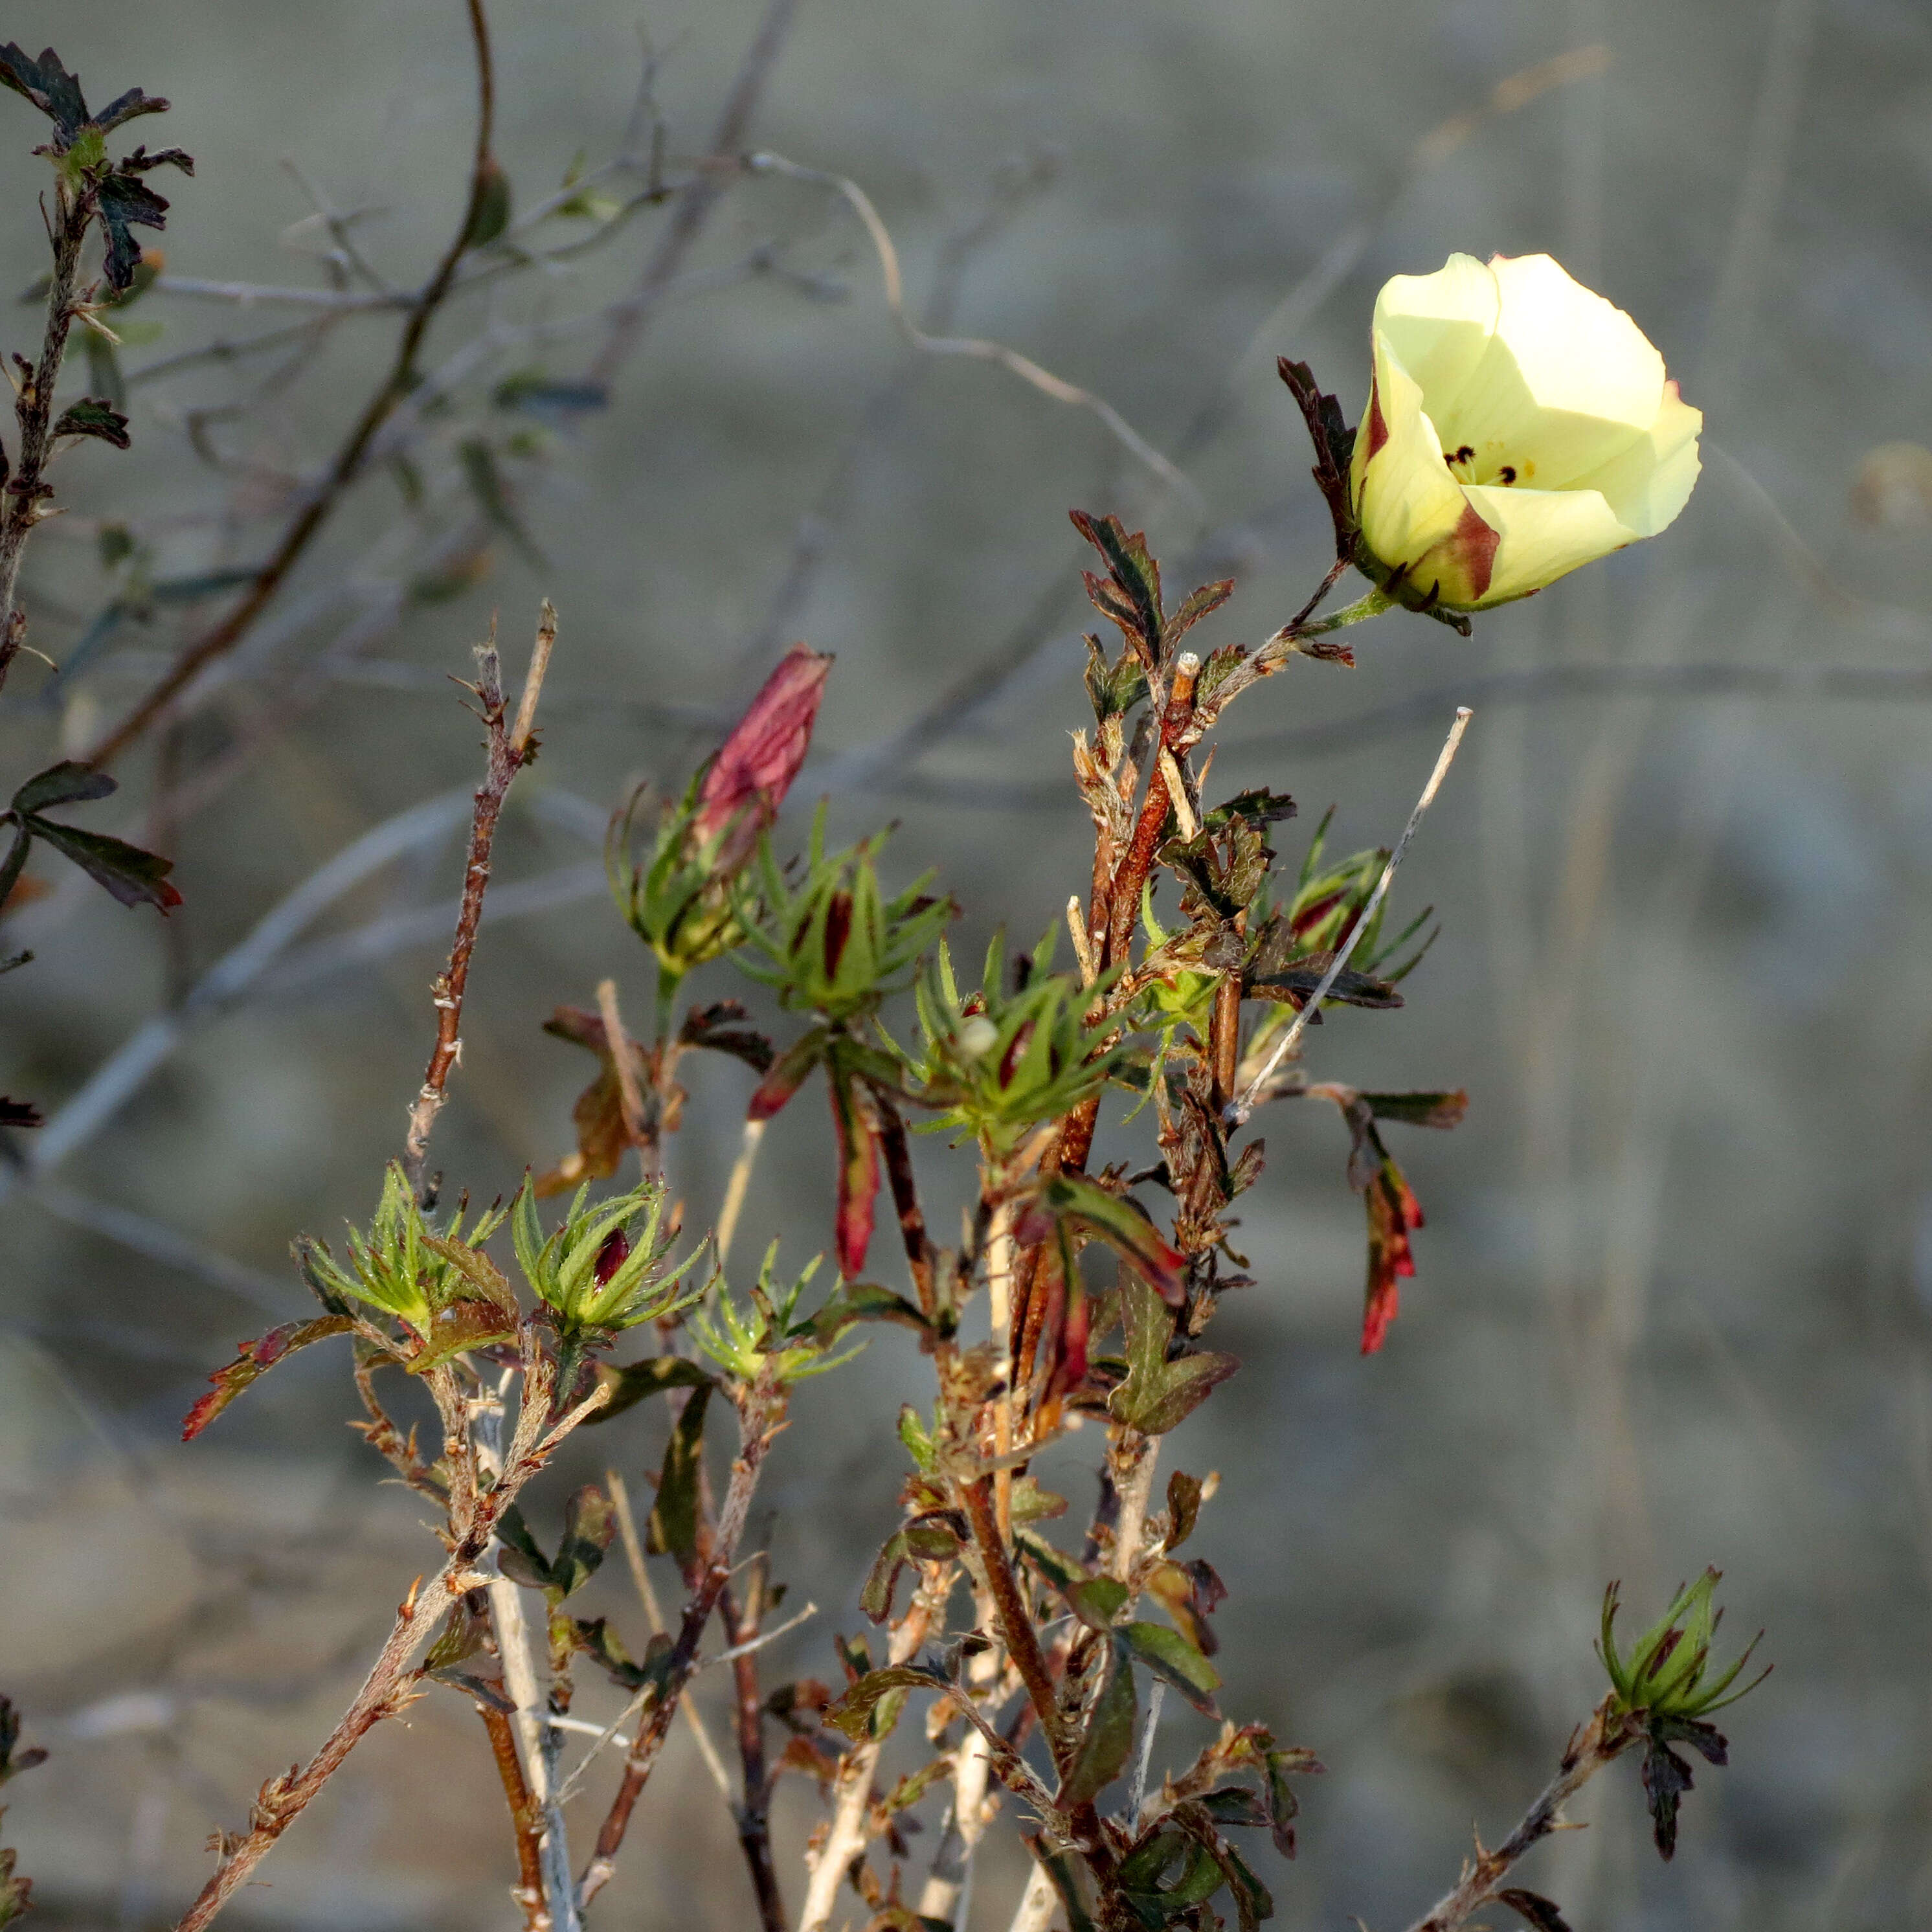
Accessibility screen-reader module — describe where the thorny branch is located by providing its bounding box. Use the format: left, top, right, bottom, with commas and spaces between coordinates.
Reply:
399, 603, 554, 1193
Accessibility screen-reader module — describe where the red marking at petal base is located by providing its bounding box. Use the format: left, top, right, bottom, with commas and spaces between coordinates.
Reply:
1363, 374, 1389, 464
1450, 499, 1500, 602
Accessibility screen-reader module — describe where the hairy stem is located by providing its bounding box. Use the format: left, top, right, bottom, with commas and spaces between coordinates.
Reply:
960, 1476, 1065, 1764
1404, 1697, 1636, 1932
578, 1380, 783, 1909
0, 180, 87, 698
399, 612, 552, 1192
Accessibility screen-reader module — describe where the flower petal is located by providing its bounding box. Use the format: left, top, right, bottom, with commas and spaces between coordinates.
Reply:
1372, 251, 1500, 423
1423, 255, 1667, 491
1564, 379, 1703, 538
1455, 481, 1635, 605
1352, 335, 1471, 581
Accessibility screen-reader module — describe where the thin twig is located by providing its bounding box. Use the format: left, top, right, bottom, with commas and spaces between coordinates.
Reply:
589, 0, 802, 384
0, 173, 89, 698
399, 611, 552, 1192
796, 1580, 941, 1932
578, 1380, 784, 1909
1228, 707, 1472, 1127
747, 151, 1200, 513
86, 0, 500, 767
1403, 1698, 1635, 1932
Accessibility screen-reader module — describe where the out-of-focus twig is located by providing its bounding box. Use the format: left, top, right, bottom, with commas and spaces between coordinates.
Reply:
747, 150, 1200, 512
589, 0, 802, 384
87, 0, 501, 768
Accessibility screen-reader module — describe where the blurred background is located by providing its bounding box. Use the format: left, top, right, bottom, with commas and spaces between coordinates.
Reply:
3, 0, 1929, 1925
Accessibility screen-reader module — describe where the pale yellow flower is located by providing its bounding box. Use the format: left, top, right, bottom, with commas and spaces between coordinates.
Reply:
1348, 252, 1701, 611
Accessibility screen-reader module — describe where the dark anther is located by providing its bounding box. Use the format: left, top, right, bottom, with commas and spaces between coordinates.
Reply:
1499, 465, 1517, 485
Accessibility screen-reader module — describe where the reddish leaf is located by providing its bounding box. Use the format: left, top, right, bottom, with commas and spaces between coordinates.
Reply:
693, 644, 832, 867
747, 1026, 828, 1122
181, 1315, 355, 1440
1361, 1150, 1421, 1355
829, 1068, 879, 1277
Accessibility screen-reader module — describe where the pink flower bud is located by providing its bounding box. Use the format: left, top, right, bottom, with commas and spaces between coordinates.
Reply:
693, 644, 833, 867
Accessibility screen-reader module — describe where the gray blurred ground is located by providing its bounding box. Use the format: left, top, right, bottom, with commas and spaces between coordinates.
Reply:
3, 0, 1931, 1926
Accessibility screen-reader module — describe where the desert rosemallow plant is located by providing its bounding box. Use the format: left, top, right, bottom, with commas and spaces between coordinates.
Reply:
1347, 251, 1702, 612
117, 227, 1759, 1932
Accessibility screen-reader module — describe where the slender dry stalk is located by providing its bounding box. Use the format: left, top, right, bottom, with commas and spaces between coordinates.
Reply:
1230, 706, 1473, 1125
796, 1582, 941, 1932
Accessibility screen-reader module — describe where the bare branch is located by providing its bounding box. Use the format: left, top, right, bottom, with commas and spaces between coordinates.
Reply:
399, 609, 552, 1193
87, 0, 502, 768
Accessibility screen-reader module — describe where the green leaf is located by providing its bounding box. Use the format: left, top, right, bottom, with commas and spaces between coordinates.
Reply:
0, 43, 89, 135
823, 1663, 945, 1741
572, 1617, 673, 1694
809, 1279, 929, 1344
747, 1027, 829, 1121
1064, 1574, 1129, 1631
180, 1315, 355, 1441
589, 1353, 714, 1423
495, 1504, 557, 1591
1016, 1526, 1086, 1591
1120, 1621, 1220, 1715
462, 155, 513, 250
1026, 1173, 1185, 1307
96, 172, 172, 293
1110, 1277, 1239, 1435
548, 1483, 616, 1599
0, 825, 30, 917
52, 396, 129, 448
1058, 1636, 1136, 1806
11, 761, 115, 815
22, 814, 180, 911
1358, 1089, 1468, 1130
646, 1382, 712, 1560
